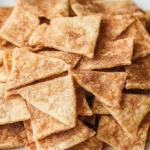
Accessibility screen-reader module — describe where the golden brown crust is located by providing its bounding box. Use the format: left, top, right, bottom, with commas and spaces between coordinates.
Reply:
16, 0, 69, 19
106, 94, 150, 136
0, 122, 27, 149
36, 121, 95, 150
97, 116, 149, 150
70, 70, 127, 108
18, 75, 76, 128
0, 6, 39, 47
25, 143, 37, 150
7, 48, 69, 90
126, 55, 150, 90
76, 38, 134, 70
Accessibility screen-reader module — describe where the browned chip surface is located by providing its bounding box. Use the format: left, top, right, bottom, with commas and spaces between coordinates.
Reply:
97, 116, 149, 150
77, 38, 134, 70
0, 122, 27, 149
0, 6, 39, 47
92, 98, 110, 115
36, 121, 95, 150
7, 48, 69, 90
68, 136, 103, 150
30, 15, 102, 58
27, 104, 71, 140
26, 143, 37, 150
38, 50, 81, 68
106, 94, 150, 136
0, 65, 9, 83
18, 75, 76, 128
126, 55, 150, 89
120, 20, 150, 60
70, 70, 127, 108
16, 0, 69, 19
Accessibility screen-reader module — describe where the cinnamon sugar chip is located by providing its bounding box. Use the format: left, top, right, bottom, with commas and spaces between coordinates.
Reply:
26, 143, 37, 150
0, 122, 27, 149
0, 65, 9, 83
18, 75, 76, 128
92, 98, 110, 115
7, 48, 69, 90
70, 70, 127, 108
126, 55, 150, 90
0, 6, 39, 47
29, 15, 102, 58
70, 0, 133, 16
38, 50, 81, 68
36, 121, 95, 150
106, 94, 150, 136
16, 0, 69, 19
97, 116, 149, 149
5, 89, 18, 98
27, 104, 71, 140
0, 95, 30, 125
68, 136, 103, 150
0, 83, 6, 98
83, 115, 97, 125
76, 87, 93, 116
77, 38, 134, 70
24, 120, 34, 144
120, 20, 150, 60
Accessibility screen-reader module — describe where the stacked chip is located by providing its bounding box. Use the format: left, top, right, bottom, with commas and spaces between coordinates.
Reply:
0, 0, 150, 150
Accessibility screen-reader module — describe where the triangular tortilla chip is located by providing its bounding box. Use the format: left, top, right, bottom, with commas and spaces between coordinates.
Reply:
36, 121, 95, 150
105, 94, 150, 136
97, 116, 149, 149
83, 115, 96, 125
70, 0, 133, 16
5, 89, 18, 98
38, 50, 81, 68
0, 51, 4, 65
18, 75, 76, 128
7, 48, 69, 90
26, 143, 37, 150
0, 83, 6, 98
16, 0, 69, 19
76, 38, 134, 70
120, 20, 150, 60
68, 136, 103, 150
29, 15, 102, 58
76, 87, 93, 116
0, 122, 27, 149
147, 130, 150, 141
0, 6, 39, 47
24, 120, 34, 144
126, 55, 150, 89
0, 95, 30, 125
27, 104, 71, 140
0, 65, 9, 83
70, 70, 127, 108
92, 98, 110, 115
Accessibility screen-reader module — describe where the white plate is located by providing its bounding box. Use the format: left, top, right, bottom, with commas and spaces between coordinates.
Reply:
1, 0, 150, 150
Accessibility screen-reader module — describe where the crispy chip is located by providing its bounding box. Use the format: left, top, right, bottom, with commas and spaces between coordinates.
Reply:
106, 94, 150, 136
27, 104, 71, 140
0, 95, 30, 125
68, 136, 103, 150
0, 83, 6, 98
7, 48, 69, 90
16, 0, 69, 19
120, 20, 150, 60
26, 143, 37, 150
126, 55, 150, 90
76, 38, 134, 70
0, 6, 39, 47
36, 121, 95, 150
0, 65, 9, 83
70, 70, 127, 108
5, 89, 18, 98
92, 98, 110, 115
0, 122, 27, 149
70, 0, 133, 16
18, 75, 76, 128
24, 120, 34, 144
0, 51, 4, 65
76, 87, 93, 116
83, 115, 96, 125
97, 116, 149, 149
29, 15, 102, 58
38, 50, 81, 68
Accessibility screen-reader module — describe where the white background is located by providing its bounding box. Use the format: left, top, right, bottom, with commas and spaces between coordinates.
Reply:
0, 0, 150, 150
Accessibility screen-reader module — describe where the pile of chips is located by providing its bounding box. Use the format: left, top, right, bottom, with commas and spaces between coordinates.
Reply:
0, 0, 150, 150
